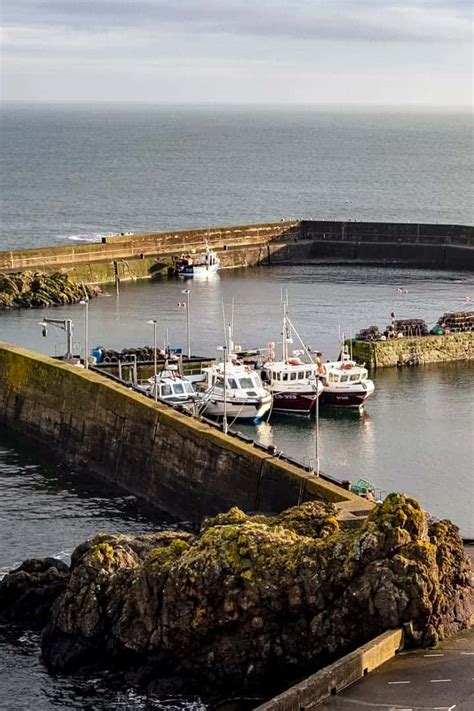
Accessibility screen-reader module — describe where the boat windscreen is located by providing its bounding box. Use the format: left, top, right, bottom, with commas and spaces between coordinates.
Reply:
238, 377, 254, 389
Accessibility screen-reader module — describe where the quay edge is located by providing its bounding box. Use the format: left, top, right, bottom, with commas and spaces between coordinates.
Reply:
0, 341, 372, 523
347, 333, 474, 368
0, 220, 473, 287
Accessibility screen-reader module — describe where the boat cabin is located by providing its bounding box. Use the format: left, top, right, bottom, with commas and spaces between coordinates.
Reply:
198, 249, 218, 267
263, 361, 317, 385
159, 379, 196, 402
202, 361, 265, 396
323, 364, 368, 385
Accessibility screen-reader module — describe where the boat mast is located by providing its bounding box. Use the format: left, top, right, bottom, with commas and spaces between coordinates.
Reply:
281, 288, 290, 362
280, 288, 314, 363
221, 299, 228, 353
284, 314, 314, 363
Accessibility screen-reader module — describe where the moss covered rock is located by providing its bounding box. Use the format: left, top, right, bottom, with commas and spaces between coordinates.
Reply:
2, 494, 471, 696
0, 270, 99, 309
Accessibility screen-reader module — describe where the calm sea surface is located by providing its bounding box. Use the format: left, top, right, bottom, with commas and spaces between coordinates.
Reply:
0, 104, 473, 249
0, 106, 473, 708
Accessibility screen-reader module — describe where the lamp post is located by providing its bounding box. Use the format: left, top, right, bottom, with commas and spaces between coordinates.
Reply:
39, 317, 74, 360
182, 289, 191, 359
79, 297, 89, 369
147, 319, 158, 401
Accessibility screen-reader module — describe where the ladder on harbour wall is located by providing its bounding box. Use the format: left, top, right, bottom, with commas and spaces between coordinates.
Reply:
112, 259, 139, 294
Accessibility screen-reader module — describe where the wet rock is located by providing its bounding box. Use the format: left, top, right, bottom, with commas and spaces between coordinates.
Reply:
0, 557, 70, 628
0, 270, 100, 309
42, 531, 193, 671
11, 495, 474, 695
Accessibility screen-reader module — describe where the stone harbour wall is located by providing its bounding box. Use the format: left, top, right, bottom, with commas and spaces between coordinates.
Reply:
0, 342, 368, 522
0, 220, 472, 287
348, 333, 474, 368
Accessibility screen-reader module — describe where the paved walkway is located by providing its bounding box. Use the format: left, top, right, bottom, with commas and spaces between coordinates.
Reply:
318, 626, 474, 710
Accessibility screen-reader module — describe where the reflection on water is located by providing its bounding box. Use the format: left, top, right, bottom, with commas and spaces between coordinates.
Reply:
242, 361, 474, 538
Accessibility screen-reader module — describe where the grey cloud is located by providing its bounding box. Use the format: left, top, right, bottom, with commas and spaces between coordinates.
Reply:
2, 1, 473, 43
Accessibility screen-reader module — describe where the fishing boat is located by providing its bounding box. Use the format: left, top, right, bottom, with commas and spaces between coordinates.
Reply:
198, 361, 272, 421
319, 346, 375, 409
174, 247, 220, 277
197, 325, 272, 421
260, 302, 324, 415
138, 364, 198, 407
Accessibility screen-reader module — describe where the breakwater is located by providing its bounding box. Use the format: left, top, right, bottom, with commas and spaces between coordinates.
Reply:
0, 220, 472, 287
348, 333, 474, 368
0, 342, 370, 522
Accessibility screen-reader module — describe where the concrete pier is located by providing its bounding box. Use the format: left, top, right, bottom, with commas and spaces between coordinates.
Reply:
348, 333, 474, 368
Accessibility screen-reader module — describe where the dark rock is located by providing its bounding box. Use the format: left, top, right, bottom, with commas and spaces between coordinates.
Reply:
0, 557, 70, 628
0, 270, 100, 310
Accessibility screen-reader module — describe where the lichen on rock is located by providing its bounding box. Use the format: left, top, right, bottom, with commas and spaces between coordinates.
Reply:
0, 493, 471, 696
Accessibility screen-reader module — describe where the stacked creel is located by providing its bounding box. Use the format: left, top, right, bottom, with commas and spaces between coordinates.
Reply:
435, 310, 474, 334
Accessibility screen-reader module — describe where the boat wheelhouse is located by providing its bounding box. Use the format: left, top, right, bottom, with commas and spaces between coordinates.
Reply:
138, 365, 198, 407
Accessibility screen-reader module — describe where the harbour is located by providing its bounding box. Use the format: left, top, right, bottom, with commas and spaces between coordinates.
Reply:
0, 101, 473, 709
1, 263, 472, 537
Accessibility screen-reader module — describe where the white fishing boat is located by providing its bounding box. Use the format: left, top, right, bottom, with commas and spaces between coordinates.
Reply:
174, 247, 220, 277
198, 327, 272, 422
198, 362, 272, 420
319, 346, 375, 409
260, 301, 324, 415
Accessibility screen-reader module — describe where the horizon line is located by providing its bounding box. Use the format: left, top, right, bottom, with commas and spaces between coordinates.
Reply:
1, 99, 472, 112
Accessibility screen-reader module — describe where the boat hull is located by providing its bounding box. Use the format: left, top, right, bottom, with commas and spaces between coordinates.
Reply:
320, 388, 372, 409
271, 390, 319, 415
200, 396, 272, 421
176, 264, 219, 277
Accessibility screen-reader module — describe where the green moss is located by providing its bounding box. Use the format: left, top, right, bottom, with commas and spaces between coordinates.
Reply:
276, 501, 340, 539
88, 543, 118, 568
365, 493, 426, 540
201, 507, 249, 532
144, 538, 190, 574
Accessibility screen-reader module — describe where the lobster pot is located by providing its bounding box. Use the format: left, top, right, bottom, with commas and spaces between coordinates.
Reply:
436, 311, 474, 333
392, 319, 428, 337
356, 325, 381, 341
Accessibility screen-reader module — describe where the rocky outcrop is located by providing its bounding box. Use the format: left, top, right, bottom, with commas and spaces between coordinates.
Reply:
0, 558, 70, 628
1, 495, 472, 696
0, 271, 99, 309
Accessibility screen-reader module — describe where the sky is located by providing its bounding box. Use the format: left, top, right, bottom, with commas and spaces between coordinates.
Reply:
1, 0, 473, 105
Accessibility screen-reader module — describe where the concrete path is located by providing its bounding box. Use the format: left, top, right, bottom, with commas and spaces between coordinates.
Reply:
318, 626, 473, 711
